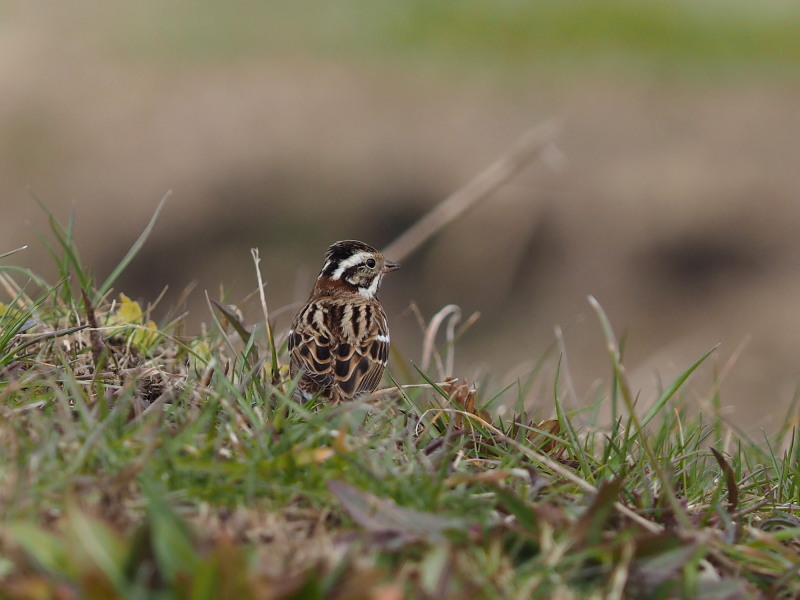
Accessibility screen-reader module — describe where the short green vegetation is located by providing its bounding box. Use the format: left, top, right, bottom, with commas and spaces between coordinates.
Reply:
62, 1, 800, 79
1, 205, 799, 599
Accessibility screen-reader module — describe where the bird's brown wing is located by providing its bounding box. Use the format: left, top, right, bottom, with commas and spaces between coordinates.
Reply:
290, 300, 390, 401
332, 305, 390, 399
289, 327, 333, 389
288, 303, 335, 399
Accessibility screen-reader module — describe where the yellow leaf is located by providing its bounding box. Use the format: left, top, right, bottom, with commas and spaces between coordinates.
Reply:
106, 293, 144, 328
131, 320, 159, 347
116, 293, 143, 323
104, 294, 160, 349
189, 339, 212, 371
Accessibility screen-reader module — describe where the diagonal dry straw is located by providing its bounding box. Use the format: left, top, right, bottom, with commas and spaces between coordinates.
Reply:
382, 119, 560, 262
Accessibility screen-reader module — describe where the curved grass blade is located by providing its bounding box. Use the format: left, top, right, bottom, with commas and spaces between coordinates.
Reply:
641, 346, 718, 428
94, 191, 170, 304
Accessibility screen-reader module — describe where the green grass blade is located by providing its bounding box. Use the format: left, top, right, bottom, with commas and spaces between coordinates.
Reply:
641, 345, 719, 428
94, 191, 170, 303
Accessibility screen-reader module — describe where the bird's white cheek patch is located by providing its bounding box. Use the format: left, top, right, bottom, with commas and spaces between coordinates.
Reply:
358, 274, 382, 299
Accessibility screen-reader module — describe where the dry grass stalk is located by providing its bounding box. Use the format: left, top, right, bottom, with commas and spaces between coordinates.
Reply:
382, 119, 559, 262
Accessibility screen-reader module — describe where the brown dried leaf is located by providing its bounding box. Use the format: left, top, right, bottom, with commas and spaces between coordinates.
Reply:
528, 419, 566, 457
710, 447, 739, 513
441, 378, 491, 428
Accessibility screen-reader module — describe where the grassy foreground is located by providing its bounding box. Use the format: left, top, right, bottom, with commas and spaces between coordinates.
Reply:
1, 208, 799, 600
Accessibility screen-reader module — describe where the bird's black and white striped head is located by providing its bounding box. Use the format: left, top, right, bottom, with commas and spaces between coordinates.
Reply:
317, 240, 399, 299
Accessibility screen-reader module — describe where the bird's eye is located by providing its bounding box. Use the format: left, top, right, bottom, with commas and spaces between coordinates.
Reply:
366, 258, 376, 268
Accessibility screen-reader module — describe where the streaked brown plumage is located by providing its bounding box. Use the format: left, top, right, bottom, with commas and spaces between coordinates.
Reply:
288, 240, 399, 402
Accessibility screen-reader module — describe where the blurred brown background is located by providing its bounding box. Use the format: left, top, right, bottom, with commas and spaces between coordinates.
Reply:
2, 2, 799, 430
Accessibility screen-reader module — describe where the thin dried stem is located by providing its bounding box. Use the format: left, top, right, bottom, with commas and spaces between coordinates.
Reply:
369, 382, 452, 398
421, 304, 462, 379
382, 119, 559, 262
421, 407, 663, 534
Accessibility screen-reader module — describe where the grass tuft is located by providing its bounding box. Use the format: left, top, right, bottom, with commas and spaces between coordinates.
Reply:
0, 207, 798, 599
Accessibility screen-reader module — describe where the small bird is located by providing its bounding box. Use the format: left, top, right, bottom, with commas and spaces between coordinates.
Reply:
288, 240, 399, 403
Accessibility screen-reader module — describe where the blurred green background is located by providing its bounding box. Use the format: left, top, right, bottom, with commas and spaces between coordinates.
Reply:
2, 1, 800, 428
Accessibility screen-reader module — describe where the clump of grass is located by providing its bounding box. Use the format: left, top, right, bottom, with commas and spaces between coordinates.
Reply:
0, 205, 799, 600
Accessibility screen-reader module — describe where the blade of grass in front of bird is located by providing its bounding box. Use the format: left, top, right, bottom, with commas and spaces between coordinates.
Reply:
95, 191, 170, 304
385, 370, 420, 417
251, 248, 280, 386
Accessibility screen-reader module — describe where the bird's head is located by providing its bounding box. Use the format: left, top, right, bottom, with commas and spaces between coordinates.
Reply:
317, 240, 399, 299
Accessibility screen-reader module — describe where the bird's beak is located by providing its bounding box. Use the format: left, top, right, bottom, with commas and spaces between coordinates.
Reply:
383, 259, 400, 273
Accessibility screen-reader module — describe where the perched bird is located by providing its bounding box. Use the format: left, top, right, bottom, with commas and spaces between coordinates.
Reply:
288, 240, 399, 403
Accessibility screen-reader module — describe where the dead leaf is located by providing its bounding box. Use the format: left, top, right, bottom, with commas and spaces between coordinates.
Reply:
710, 447, 739, 514
441, 378, 491, 427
